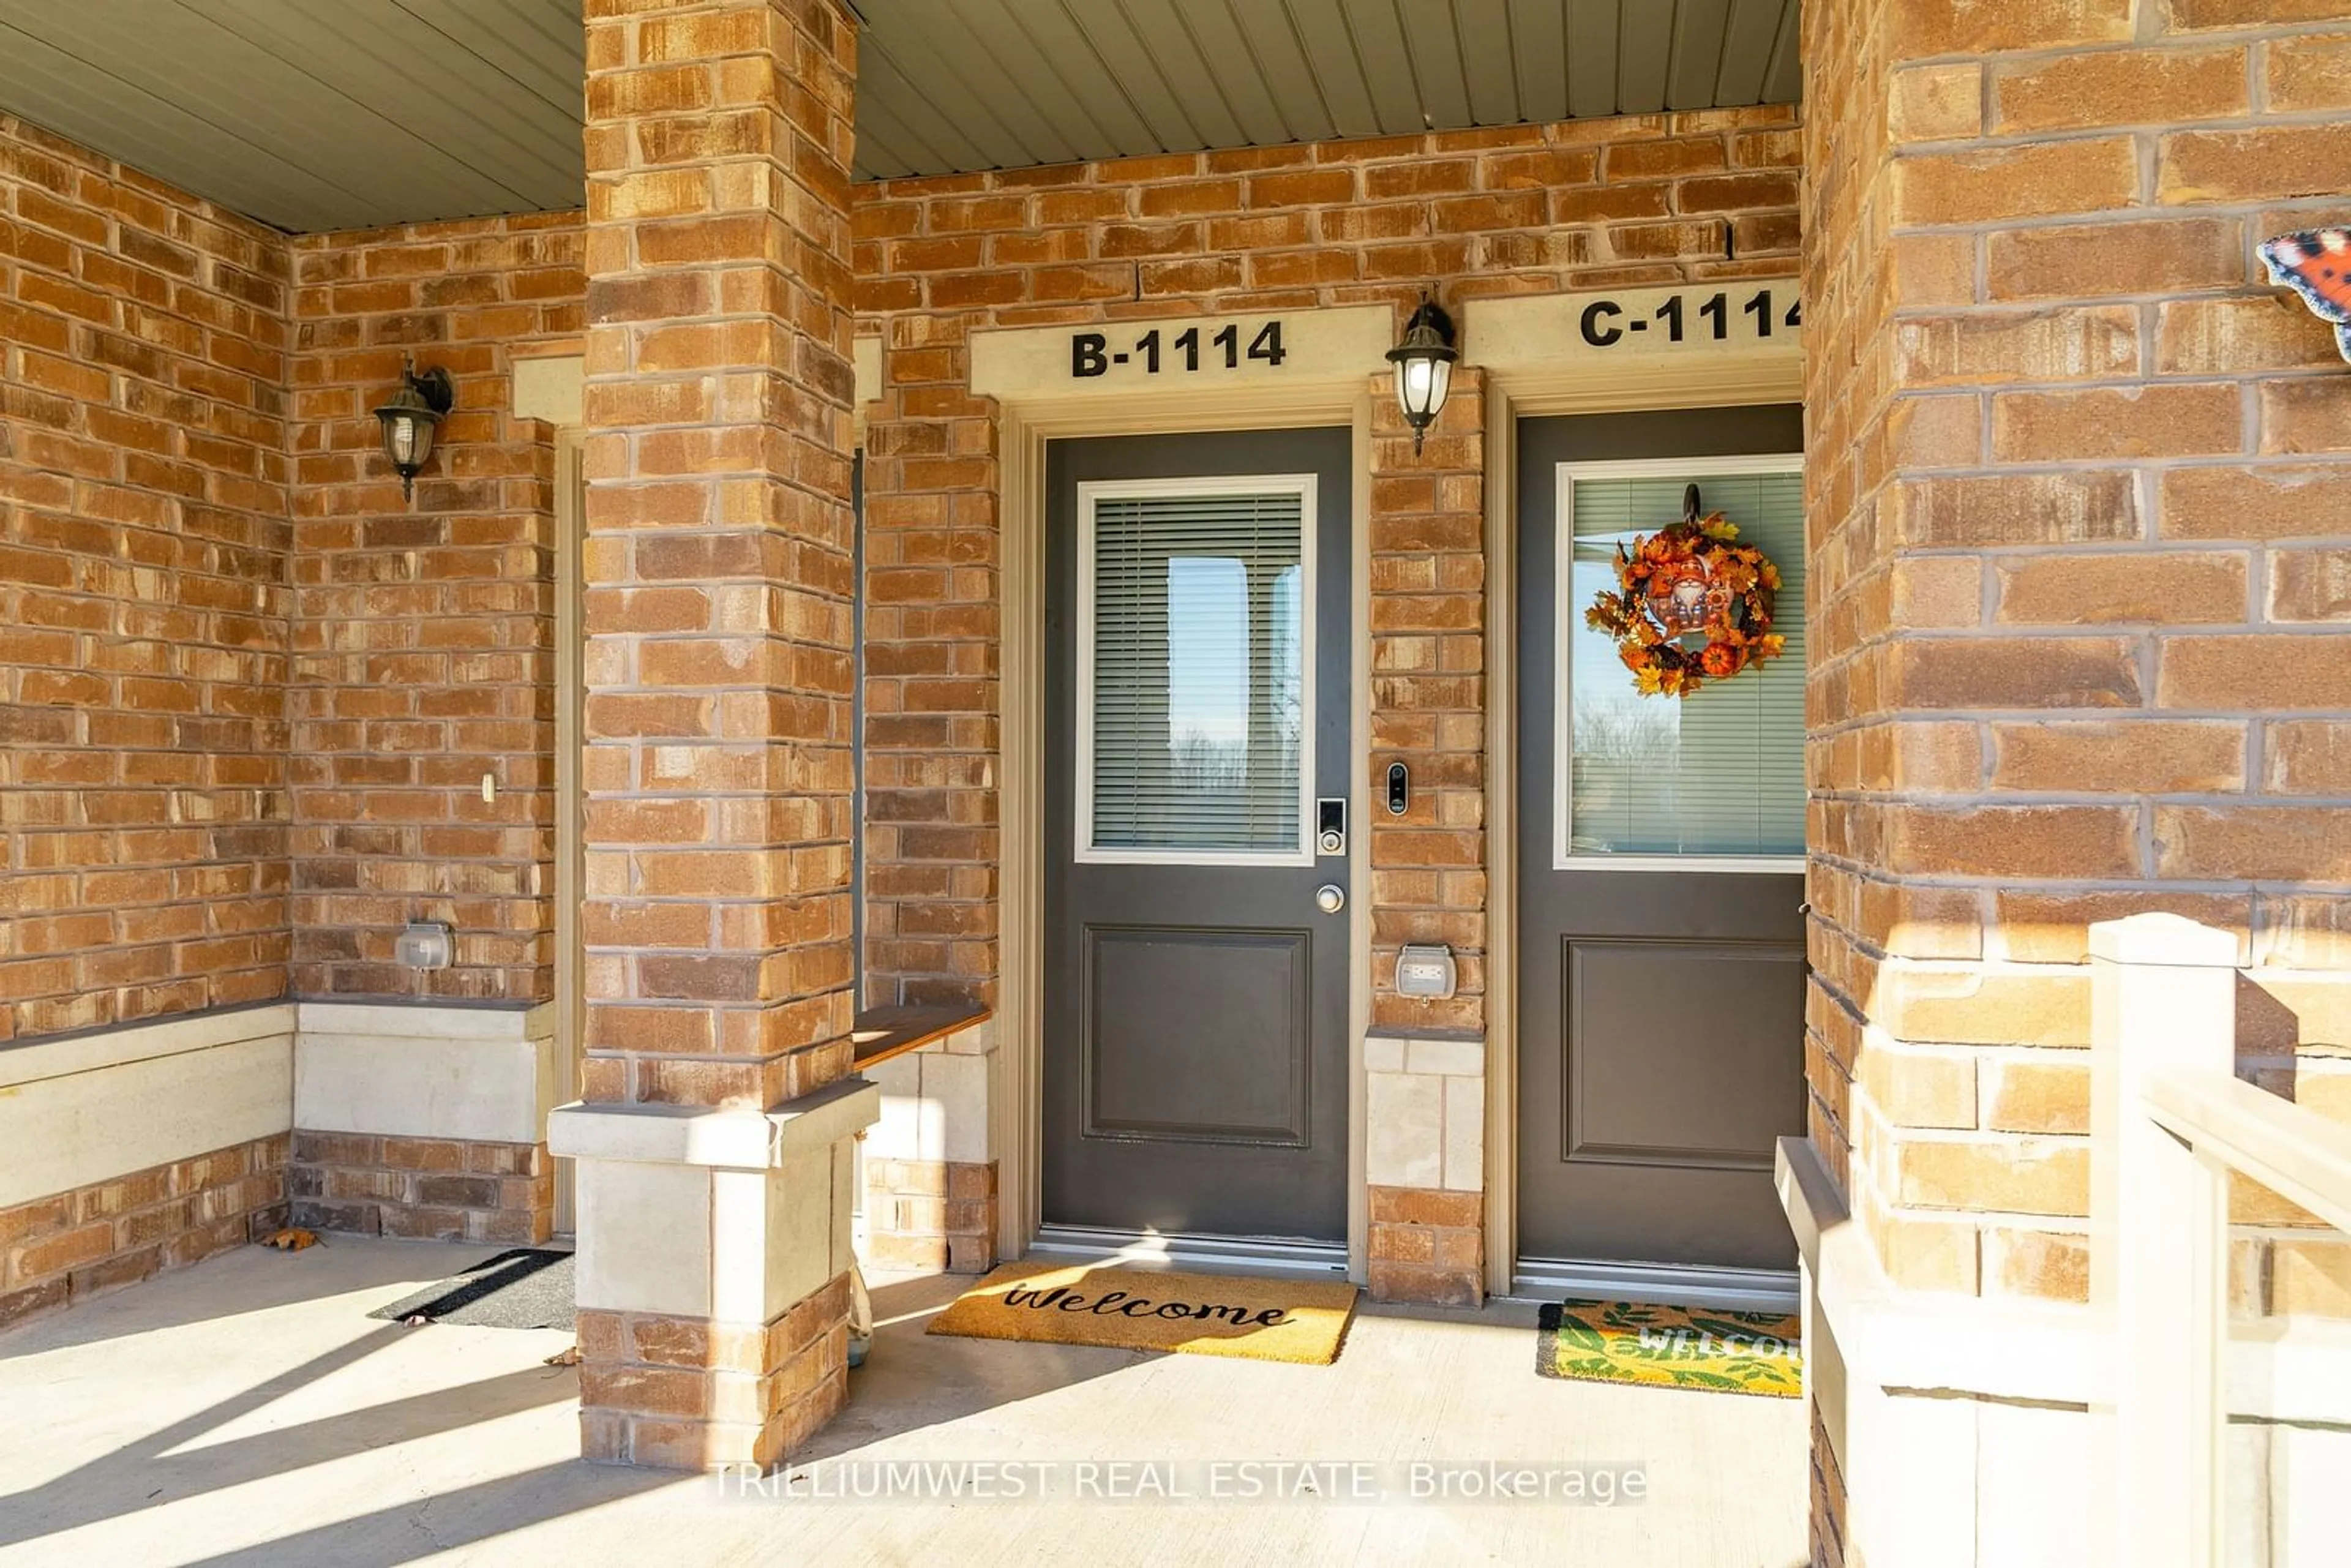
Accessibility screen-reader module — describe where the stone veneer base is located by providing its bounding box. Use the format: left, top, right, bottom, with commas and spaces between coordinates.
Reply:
1810, 1398, 1848, 1568
577, 1270, 853, 1471
1367, 1185, 1483, 1307
0, 1133, 290, 1333
863, 1157, 997, 1274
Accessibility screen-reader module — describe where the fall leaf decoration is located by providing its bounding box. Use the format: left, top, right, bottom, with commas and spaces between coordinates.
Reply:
1583, 492, 1784, 699
543, 1345, 583, 1368
262, 1228, 320, 1252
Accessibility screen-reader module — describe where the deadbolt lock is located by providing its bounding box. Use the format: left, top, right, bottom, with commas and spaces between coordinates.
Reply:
1316, 797, 1347, 856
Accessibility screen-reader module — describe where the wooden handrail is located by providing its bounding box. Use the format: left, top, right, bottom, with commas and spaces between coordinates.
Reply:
850, 1003, 992, 1072
2141, 1068, 2351, 1236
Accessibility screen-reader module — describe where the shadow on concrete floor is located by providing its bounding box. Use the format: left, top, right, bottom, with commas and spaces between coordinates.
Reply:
0, 1234, 492, 1356
0, 1321, 615, 1559
794, 1269, 1160, 1465
0, 1240, 670, 1566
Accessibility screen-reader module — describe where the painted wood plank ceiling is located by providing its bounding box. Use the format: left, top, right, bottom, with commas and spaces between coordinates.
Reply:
0, 0, 1801, 233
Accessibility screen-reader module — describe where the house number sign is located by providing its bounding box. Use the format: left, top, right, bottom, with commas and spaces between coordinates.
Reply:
1461, 281, 1804, 379
1071, 320, 1288, 378
1575, 285, 1800, 349
969, 306, 1423, 401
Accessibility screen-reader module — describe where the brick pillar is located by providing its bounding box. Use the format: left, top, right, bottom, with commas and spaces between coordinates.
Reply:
1365, 366, 1487, 1305
558, 0, 874, 1472
1802, 0, 2351, 1561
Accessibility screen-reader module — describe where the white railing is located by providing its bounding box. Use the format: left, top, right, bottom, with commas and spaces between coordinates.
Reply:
2091, 914, 2351, 1568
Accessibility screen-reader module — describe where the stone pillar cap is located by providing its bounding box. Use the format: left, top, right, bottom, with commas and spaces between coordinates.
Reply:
2086, 912, 2238, 969
549, 1078, 880, 1169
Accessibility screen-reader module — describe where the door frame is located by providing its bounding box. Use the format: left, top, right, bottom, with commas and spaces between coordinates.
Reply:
552, 429, 587, 1234
1000, 383, 1374, 1280
1479, 341, 1806, 1298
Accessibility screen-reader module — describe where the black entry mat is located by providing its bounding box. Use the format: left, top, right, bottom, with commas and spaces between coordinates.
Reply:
368, 1248, 575, 1330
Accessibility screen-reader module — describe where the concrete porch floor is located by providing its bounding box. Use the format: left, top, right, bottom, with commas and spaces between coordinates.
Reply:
0, 1239, 1806, 1567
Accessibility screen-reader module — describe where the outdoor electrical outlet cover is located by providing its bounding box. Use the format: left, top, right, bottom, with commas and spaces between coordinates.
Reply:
395, 920, 454, 970
1395, 943, 1457, 999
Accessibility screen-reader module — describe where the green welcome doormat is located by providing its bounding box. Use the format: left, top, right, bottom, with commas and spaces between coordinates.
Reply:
1535, 1298, 1802, 1398
927, 1261, 1359, 1364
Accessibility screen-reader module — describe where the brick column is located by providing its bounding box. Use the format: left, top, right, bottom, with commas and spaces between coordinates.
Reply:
1365, 366, 1488, 1304
1367, 368, 1488, 1036
1805, 0, 2351, 1307
559, 0, 872, 1472
1803, 0, 2351, 1561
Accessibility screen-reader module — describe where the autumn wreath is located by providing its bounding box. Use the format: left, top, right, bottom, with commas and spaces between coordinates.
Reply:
1583, 498, 1785, 699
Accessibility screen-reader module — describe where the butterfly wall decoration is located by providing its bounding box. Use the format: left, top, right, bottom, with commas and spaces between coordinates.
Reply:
2261, 228, 2351, 365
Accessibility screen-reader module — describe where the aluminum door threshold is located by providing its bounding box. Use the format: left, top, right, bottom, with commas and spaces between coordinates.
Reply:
1510, 1255, 1800, 1314
1030, 1223, 1350, 1279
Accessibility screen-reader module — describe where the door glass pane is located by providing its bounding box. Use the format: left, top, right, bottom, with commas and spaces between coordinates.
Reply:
1087, 484, 1307, 856
1562, 466, 1805, 860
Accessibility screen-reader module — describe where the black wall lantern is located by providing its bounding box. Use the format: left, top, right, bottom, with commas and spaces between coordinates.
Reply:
373, 358, 454, 501
1385, 294, 1458, 455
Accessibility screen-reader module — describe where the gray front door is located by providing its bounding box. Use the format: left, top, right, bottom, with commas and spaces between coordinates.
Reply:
1517, 405, 1809, 1274
1045, 428, 1352, 1243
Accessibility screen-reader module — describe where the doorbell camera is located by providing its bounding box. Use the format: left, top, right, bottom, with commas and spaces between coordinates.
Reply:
1386, 762, 1409, 816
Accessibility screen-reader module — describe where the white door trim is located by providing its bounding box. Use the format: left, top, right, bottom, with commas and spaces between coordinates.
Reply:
552, 430, 587, 1235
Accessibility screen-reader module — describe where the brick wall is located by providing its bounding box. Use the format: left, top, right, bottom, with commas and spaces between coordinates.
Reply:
855, 107, 1804, 1015
1801, 0, 2351, 1317
288, 1130, 552, 1245
286, 214, 583, 1003
1, 116, 587, 1041
0, 115, 292, 1043
4, 101, 1804, 1040
0, 1133, 288, 1332
857, 328, 1000, 1008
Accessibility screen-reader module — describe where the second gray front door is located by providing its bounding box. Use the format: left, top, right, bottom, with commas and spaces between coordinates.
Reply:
1516, 405, 1809, 1275
1044, 428, 1352, 1244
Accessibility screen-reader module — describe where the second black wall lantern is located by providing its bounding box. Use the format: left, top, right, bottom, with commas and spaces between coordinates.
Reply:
1386, 294, 1457, 455
373, 356, 454, 501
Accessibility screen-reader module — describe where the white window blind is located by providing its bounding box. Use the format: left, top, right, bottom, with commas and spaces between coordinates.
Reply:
1084, 483, 1309, 858
1561, 465, 1805, 861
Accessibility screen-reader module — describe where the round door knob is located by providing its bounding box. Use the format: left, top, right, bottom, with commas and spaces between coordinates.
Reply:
1315, 884, 1345, 913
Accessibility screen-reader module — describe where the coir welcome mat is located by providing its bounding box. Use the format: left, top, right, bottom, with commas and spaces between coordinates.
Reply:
1536, 1298, 1802, 1398
926, 1262, 1359, 1365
